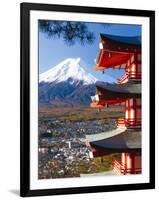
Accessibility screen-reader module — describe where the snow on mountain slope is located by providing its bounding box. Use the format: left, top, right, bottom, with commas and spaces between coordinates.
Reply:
39, 57, 116, 107
39, 58, 97, 85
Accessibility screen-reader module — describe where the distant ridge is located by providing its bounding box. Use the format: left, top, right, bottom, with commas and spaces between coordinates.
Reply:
39, 58, 114, 107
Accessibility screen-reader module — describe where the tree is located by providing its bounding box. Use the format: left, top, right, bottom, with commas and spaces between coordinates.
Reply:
39, 20, 96, 46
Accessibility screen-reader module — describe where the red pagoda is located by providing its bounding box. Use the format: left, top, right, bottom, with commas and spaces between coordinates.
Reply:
86, 34, 142, 175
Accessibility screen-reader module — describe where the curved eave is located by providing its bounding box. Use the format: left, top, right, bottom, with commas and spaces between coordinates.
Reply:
89, 129, 141, 151
86, 127, 127, 142
100, 34, 141, 46
92, 146, 141, 158
90, 102, 105, 108
96, 81, 141, 99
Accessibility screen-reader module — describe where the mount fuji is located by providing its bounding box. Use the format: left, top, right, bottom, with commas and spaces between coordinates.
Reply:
39, 57, 97, 85
39, 58, 114, 107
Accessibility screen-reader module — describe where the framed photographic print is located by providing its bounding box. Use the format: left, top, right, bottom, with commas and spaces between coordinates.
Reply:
20, 2, 155, 197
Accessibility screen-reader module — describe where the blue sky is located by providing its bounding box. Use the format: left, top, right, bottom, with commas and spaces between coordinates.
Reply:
39, 22, 141, 81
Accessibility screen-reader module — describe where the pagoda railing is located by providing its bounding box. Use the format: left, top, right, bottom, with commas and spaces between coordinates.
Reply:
118, 73, 128, 84
113, 160, 141, 175
118, 72, 141, 84
126, 118, 141, 127
128, 71, 141, 80
116, 118, 141, 128
116, 118, 126, 127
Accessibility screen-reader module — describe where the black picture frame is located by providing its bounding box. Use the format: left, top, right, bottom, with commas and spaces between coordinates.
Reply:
20, 2, 155, 197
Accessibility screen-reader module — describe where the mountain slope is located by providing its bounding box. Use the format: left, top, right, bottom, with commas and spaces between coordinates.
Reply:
39, 58, 97, 85
39, 80, 96, 107
39, 58, 114, 107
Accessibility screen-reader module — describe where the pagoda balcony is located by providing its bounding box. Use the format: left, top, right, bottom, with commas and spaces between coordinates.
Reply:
118, 72, 141, 84
116, 118, 141, 128
116, 118, 126, 127
113, 159, 141, 175
128, 71, 141, 80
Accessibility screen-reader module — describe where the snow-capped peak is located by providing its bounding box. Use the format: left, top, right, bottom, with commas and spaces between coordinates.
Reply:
39, 58, 97, 85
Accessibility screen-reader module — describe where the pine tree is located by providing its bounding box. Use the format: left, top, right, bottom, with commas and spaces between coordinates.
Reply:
39, 20, 96, 45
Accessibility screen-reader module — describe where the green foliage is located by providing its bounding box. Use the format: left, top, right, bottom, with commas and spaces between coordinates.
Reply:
39, 20, 95, 45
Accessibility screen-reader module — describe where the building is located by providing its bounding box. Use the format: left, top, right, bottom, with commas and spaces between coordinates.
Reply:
86, 34, 142, 175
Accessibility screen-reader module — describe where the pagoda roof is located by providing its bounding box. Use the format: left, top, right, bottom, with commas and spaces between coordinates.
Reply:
95, 34, 141, 70
95, 81, 141, 100
86, 126, 127, 142
88, 128, 141, 152
100, 34, 141, 46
